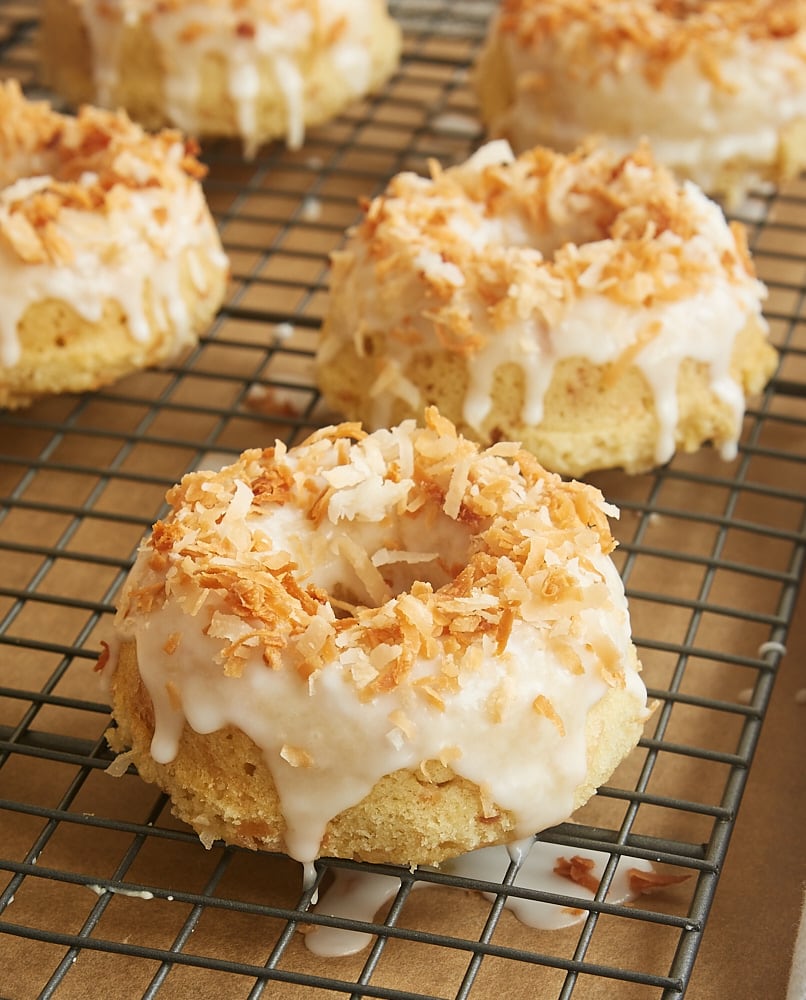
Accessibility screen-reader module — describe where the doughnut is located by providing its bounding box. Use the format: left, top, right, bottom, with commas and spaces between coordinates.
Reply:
474, 0, 806, 202
316, 140, 777, 478
103, 409, 649, 867
41, 0, 402, 157
0, 81, 228, 410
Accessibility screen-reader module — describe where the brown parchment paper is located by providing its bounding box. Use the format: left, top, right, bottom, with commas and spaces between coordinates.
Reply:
688, 584, 805, 1000
1, 3, 806, 996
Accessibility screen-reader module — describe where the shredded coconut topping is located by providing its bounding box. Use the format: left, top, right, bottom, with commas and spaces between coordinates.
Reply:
354, 140, 755, 338
0, 80, 206, 266
73, 0, 347, 39
119, 408, 621, 690
498, 0, 806, 85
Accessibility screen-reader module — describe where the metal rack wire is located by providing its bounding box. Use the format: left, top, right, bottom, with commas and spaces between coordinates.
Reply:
1, 2, 804, 997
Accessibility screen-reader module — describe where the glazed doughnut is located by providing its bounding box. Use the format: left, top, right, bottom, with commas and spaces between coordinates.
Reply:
316, 140, 777, 478
474, 0, 806, 201
104, 410, 649, 867
0, 81, 228, 410
42, 0, 402, 157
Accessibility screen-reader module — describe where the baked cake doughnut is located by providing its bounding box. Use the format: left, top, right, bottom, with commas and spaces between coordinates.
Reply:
474, 0, 806, 201
42, 0, 402, 157
103, 410, 649, 867
316, 140, 777, 478
0, 81, 228, 410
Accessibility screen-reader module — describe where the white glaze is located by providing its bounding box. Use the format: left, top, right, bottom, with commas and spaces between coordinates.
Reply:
304, 841, 657, 956
758, 640, 788, 658
75, 0, 381, 153
306, 871, 404, 957
87, 884, 155, 899
125, 548, 638, 864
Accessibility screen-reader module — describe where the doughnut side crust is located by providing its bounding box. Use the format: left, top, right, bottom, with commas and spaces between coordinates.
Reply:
1, 254, 226, 409
40, 3, 167, 130
106, 641, 520, 864
107, 637, 647, 866
318, 316, 777, 478
42, 0, 402, 154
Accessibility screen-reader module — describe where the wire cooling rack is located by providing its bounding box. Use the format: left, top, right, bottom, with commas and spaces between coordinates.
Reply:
1, 2, 805, 998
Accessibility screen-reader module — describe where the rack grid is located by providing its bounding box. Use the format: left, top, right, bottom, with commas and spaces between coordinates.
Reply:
1, 2, 805, 998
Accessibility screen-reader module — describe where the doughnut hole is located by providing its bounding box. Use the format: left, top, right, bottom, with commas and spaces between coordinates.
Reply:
407, 196, 608, 282
1, 130, 107, 190
304, 499, 478, 612
494, 204, 605, 261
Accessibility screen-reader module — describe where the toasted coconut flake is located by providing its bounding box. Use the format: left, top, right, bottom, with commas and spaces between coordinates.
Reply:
439, 745, 462, 767
443, 451, 472, 520
628, 867, 691, 896
424, 405, 458, 438
553, 854, 600, 894
370, 642, 405, 672
165, 680, 182, 712
197, 827, 216, 850
163, 632, 181, 654
541, 567, 584, 604
487, 677, 513, 724
388, 708, 417, 741
301, 421, 366, 447
553, 640, 585, 676
386, 727, 405, 750
334, 536, 391, 607
294, 613, 335, 671
532, 694, 566, 736
105, 749, 137, 778
280, 745, 315, 768
371, 547, 439, 567
413, 679, 446, 711
592, 635, 627, 688
94, 640, 111, 674
348, 656, 380, 689
479, 784, 500, 820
